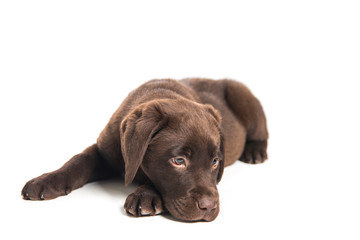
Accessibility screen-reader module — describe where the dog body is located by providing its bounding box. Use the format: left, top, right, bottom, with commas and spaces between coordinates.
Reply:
22, 78, 268, 222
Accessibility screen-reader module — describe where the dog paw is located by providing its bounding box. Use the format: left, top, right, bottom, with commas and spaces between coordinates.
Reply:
240, 140, 268, 164
124, 185, 164, 217
21, 172, 71, 200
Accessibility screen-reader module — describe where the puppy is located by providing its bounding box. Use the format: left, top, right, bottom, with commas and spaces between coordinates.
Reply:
22, 78, 268, 222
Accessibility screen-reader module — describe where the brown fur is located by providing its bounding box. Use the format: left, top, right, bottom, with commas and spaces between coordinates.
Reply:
21, 78, 268, 222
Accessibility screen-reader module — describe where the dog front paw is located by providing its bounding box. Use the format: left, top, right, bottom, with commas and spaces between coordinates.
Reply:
124, 184, 164, 217
240, 140, 268, 164
21, 172, 71, 200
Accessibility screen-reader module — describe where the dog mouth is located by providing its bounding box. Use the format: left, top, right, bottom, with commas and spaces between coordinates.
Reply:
164, 196, 219, 222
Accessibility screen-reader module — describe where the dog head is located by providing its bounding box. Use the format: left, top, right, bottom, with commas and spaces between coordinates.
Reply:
120, 99, 224, 221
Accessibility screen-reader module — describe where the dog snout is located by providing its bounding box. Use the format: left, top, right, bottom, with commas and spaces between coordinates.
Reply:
198, 197, 218, 212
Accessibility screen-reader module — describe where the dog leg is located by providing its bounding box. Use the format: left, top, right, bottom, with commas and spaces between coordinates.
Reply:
124, 181, 164, 217
224, 80, 269, 164
22, 144, 115, 200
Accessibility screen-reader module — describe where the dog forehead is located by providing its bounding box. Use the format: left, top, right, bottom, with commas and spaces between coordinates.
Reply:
170, 108, 219, 135
148, 102, 221, 156
150, 123, 219, 157
169, 127, 220, 158
168, 114, 219, 140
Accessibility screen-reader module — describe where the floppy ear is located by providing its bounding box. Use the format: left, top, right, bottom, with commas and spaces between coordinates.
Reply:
120, 101, 167, 186
204, 104, 222, 123
217, 130, 225, 183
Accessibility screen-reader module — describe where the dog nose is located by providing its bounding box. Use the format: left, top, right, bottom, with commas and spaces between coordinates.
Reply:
198, 197, 218, 212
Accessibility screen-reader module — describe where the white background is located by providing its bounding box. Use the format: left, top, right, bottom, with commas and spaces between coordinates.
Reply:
1, 0, 359, 239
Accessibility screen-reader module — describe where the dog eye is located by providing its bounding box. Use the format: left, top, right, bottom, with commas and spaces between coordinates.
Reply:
212, 158, 219, 167
171, 157, 186, 167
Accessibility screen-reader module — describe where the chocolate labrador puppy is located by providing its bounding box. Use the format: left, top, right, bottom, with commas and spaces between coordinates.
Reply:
21, 78, 268, 222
